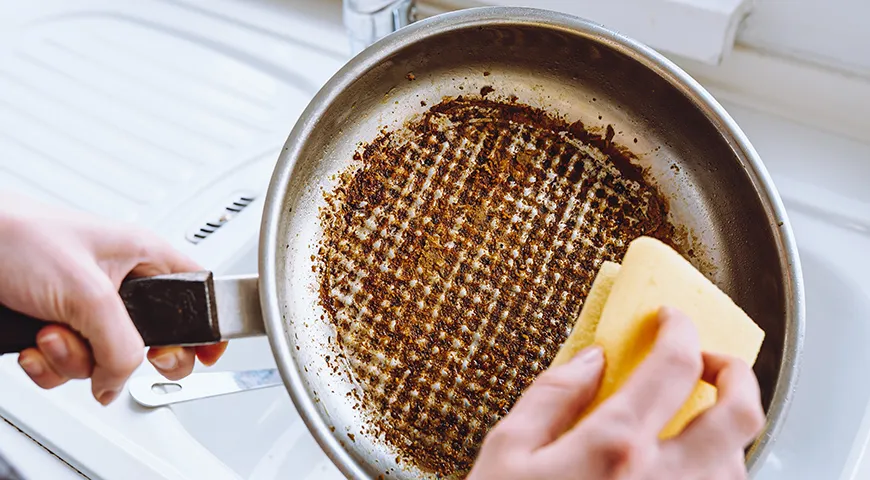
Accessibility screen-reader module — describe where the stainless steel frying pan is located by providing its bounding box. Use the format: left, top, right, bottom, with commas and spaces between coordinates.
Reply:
0, 7, 804, 479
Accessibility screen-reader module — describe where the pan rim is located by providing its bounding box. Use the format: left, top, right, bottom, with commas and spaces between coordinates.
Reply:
259, 6, 805, 479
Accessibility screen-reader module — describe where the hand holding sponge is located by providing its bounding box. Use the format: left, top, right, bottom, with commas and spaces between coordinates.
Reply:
551, 236, 765, 438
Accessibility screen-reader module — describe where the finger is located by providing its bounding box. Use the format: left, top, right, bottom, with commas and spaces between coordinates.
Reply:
95, 228, 201, 283
195, 342, 228, 366
18, 349, 69, 389
127, 230, 201, 277
487, 346, 604, 450
660, 352, 764, 474
36, 325, 94, 380
69, 273, 145, 405
147, 346, 195, 381
595, 307, 702, 435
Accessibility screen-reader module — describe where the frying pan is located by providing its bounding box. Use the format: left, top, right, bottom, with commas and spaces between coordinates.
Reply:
0, 7, 804, 479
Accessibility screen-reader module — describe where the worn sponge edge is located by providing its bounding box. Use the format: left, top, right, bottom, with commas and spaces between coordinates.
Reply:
550, 261, 621, 368
554, 236, 766, 438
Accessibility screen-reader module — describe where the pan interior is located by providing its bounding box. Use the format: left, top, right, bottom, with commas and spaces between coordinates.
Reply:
272, 14, 788, 480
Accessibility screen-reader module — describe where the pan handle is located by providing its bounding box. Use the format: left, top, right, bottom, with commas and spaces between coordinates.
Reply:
0, 271, 233, 355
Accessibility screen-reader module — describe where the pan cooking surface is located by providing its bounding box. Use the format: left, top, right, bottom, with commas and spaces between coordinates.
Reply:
270, 11, 799, 479
316, 97, 676, 476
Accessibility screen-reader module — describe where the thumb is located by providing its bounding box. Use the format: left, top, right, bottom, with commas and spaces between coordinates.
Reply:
498, 346, 605, 449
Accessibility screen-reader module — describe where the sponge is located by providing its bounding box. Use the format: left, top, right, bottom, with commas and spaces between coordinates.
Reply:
555, 236, 765, 438
550, 261, 621, 368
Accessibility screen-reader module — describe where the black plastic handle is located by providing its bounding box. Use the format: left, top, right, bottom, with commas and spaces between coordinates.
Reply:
0, 271, 222, 355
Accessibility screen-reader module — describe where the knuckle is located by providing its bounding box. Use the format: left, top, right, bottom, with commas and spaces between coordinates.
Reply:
660, 345, 702, 377
121, 229, 160, 263
599, 400, 642, 428
536, 369, 578, 392
584, 395, 643, 432
106, 225, 156, 260
63, 278, 118, 326
594, 428, 643, 473
133, 230, 165, 258
130, 235, 154, 261
728, 398, 766, 436
74, 279, 117, 311
721, 365, 765, 437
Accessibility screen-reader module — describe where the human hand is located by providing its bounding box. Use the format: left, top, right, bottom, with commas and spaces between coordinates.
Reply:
467, 307, 765, 480
0, 194, 227, 405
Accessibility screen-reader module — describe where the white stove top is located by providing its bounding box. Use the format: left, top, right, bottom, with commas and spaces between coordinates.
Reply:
0, 1, 868, 479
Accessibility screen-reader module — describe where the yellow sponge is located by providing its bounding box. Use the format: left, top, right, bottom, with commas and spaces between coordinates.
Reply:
550, 261, 621, 368
556, 236, 765, 438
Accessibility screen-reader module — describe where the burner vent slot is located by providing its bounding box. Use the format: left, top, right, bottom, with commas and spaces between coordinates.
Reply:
186, 194, 256, 244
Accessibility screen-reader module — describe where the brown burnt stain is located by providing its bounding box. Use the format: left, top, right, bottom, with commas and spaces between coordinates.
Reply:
568, 121, 645, 184
480, 85, 495, 97
407, 73, 416, 81
316, 96, 675, 477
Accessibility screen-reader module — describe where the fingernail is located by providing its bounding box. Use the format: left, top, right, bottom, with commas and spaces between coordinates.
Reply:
19, 355, 44, 377
151, 352, 178, 371
572, 345, 604, 364
38, 332, 68, 362
97, 389, 119, 406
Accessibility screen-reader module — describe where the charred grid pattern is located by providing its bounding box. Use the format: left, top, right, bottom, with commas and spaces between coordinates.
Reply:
317, 97, 674, 477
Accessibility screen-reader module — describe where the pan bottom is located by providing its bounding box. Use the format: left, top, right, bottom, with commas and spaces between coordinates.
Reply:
315, 96, 676, 476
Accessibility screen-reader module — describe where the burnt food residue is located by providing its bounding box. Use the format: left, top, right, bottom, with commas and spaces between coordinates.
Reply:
316, 97, 675, 477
